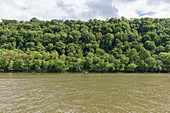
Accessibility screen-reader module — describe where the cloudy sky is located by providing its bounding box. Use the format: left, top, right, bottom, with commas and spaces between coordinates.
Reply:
0, 0, 170, 20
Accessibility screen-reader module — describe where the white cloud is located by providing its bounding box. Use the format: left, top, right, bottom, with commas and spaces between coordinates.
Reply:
115, 0, 170, 19
0, 0, 118, 20
0, 0, 67, 20
0, 0, 169, 21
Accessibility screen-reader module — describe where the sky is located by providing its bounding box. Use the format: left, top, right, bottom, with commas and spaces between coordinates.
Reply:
0, 0, 170, 21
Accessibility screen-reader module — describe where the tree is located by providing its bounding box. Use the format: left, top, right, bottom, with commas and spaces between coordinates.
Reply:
126, 48, 139, 63
30, 17, 40, 23
8, 60, 14, 71
0, 35, 7, 44
34, 59, 42, 72
13, 59, 25, 72
126, 63, 137, 72
145, 57, 157, 72
55, 41, 66, 54
155, 46, 165, 54
26, 42, 35, 51
165, 44, 170, 52
144, 41, 156, 51
54, 60, 66, 72
101, 33, 114, 51
69, 30, 81, 43
158, 52, 170, 72
142, 35, 151, 43
75, 58, 84, 72
42, 60, 49, 72
139, 47, 151, 60
0, 57, 6, 72
80, 31, 95, 43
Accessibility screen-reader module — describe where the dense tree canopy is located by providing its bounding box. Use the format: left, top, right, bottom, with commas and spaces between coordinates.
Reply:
0, 17, 169, 72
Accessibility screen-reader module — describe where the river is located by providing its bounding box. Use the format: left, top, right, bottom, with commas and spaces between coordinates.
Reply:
0, 73, 169, 112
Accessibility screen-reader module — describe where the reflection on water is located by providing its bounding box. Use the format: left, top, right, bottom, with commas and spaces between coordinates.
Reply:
0, 73, 169, 112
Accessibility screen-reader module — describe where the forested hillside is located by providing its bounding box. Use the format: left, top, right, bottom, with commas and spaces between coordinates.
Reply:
0, 17, 169, 72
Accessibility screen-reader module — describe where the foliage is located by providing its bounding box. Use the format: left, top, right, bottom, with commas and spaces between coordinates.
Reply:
0, 17, 169, 72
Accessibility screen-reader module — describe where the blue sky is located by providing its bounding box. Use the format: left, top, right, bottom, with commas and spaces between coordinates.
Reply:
0, 0, 170, 20
136, 11, 155, 17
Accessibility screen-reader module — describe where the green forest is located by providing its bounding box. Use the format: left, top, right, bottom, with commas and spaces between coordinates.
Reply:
0, 17, 169, 72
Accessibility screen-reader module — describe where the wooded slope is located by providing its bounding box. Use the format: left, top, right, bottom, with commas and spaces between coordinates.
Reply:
0, 17, 169, 72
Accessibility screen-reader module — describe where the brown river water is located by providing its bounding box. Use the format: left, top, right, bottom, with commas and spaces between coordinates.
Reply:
0, 73, 169, 112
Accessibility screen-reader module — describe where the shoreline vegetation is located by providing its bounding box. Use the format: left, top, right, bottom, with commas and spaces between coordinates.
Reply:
0, 17, 169, 73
